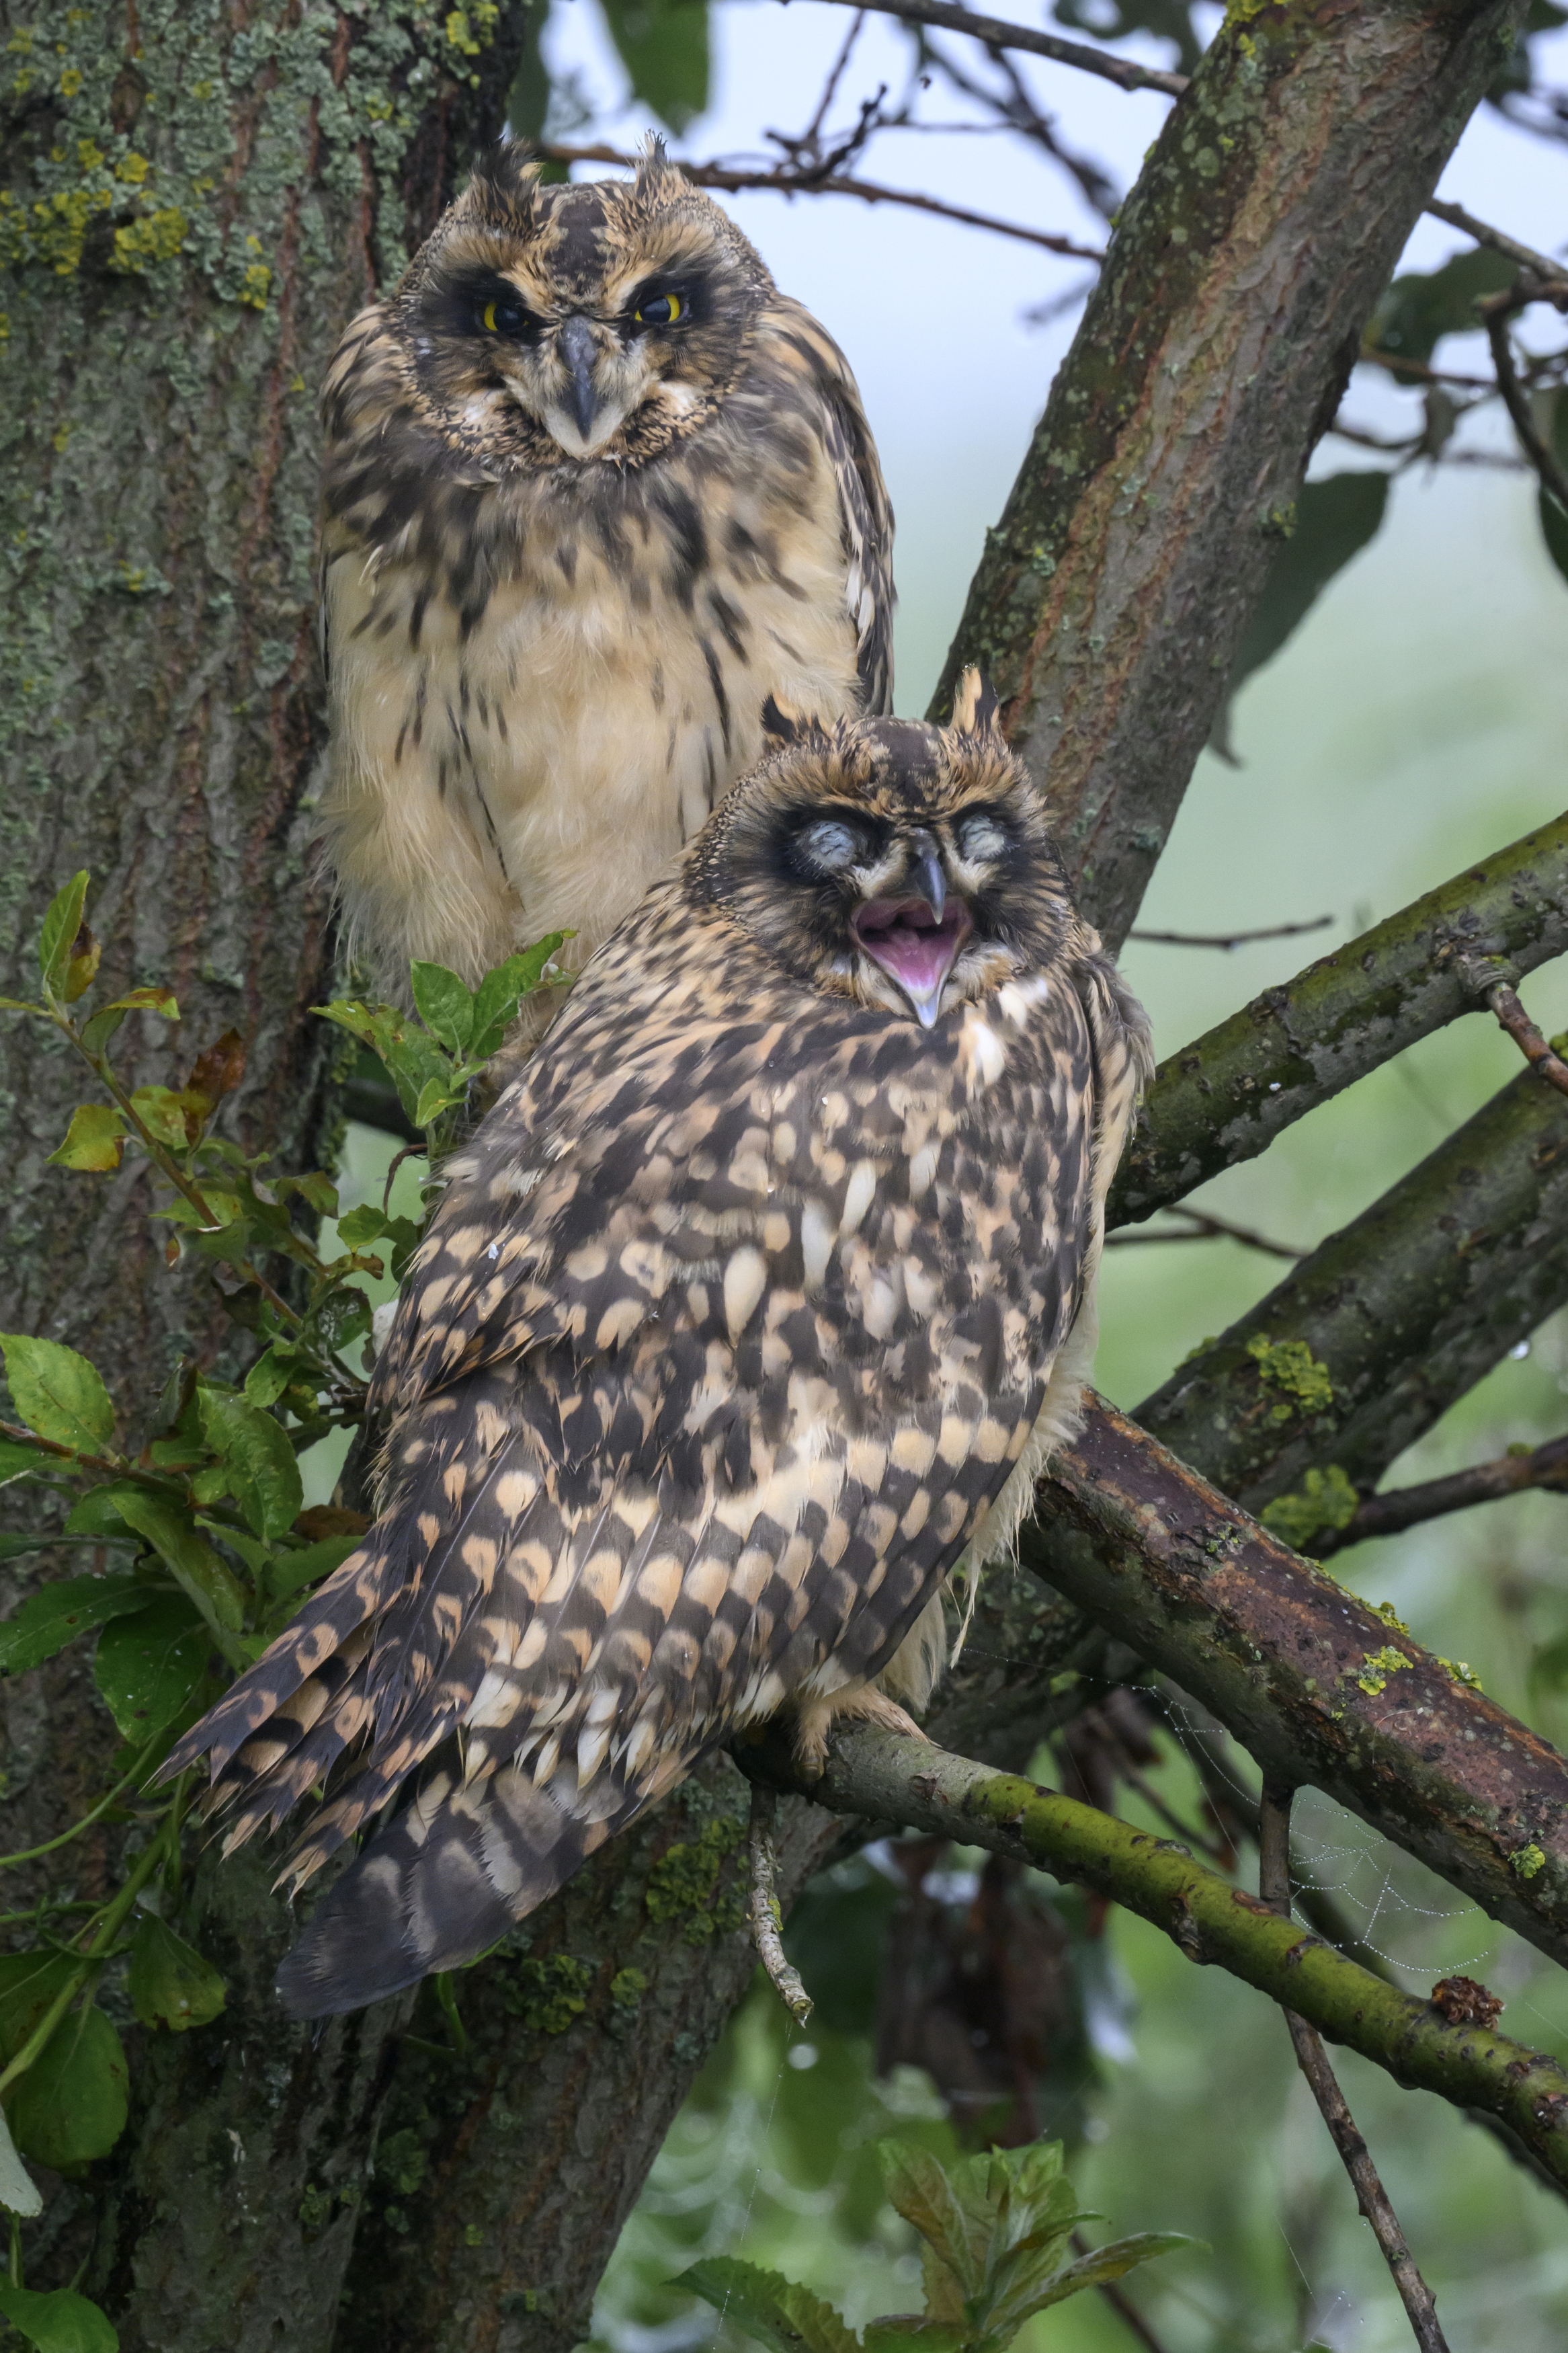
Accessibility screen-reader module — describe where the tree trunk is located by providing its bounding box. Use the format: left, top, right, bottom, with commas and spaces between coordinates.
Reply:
0, 7, 530, 2344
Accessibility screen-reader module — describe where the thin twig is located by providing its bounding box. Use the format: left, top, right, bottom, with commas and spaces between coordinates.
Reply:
1128, 914, 1333, 950
1481, 294, 1568, 514
1316, 1434, 1568, 1557
534, 141, 1104, 258
1259, 1788, 1450, 2353
1425, 197, 1563, 282
747, 1785, 815, 2026
791, 0, 1189, 97
1104, 1205, 1304, 1261
1484, 980, 1568, 1098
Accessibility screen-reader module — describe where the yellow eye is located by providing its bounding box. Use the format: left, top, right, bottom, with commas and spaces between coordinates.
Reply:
634, 292, 683, 327
483, 299, 499, 333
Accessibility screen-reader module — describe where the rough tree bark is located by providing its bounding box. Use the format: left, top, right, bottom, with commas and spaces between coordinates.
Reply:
0, 6, 532, 2348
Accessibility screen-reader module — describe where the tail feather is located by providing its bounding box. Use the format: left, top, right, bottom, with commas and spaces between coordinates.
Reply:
274, 1761, 626, 2018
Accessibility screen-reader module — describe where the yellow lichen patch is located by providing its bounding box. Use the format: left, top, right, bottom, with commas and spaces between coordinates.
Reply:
1354, 1644, 1413, 1698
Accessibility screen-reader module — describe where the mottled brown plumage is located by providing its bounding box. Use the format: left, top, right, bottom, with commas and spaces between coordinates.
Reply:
317, 137, 893, 994
167, 684, 1149, 2017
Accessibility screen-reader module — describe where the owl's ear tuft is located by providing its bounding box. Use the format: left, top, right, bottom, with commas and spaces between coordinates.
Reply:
634, 132, 682, 206
949, 667, 1003, 738
761, 693, 832, 751
464, 138, 542, 231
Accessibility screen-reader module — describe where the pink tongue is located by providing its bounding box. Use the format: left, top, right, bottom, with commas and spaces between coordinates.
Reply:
865, 920, 958, 998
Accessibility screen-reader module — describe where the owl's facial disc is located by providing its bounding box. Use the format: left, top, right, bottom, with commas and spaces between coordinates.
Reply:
850, 838, 973, 1029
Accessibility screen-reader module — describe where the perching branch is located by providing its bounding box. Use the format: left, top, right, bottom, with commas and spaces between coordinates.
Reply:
1317, 1435, 1568, 1558
1423, 196, 1561, 280
1109, 805, 1568, 1226
1025, 1396, 1568, 1972
1132, 1056, 1568, 1512
738, 1722, 1568, 2190
1258, 1788, 1451, 2353
533, 141, 1104, 260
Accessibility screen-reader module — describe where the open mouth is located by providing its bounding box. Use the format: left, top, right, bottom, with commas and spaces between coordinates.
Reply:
851, 897, 973, 1029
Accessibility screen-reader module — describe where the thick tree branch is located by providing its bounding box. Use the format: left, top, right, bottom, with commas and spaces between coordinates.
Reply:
1259, 1789, 1451, 2353
1026, 1398, 1568, 1971
1132, 1058, 1568, 1512
1110, 807, 1568, 1226
741, 1724, 1568, 2187
1318, 1435, 1568, 1558
930, 0, 1532, 947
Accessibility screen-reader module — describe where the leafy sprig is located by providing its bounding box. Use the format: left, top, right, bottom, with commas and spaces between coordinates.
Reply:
0, 873, 563, 2337
682, 2137, 1194, 2353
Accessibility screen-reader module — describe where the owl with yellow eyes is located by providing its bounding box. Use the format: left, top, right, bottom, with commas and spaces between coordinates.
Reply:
317, 136, 893, 996
168, 680, 1151, 2018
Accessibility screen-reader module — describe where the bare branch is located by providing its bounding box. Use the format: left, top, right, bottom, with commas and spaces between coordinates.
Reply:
534, 141, 1104, 259
794, 0, 1189, 98
1259, 1788, 1452, 2353
1318, 1435, 1568, 1557
1483, 978, 1568, 1097
741, 1720, 1568, 2189
1104, 1205, 1304, 1261
1128, 914, 1333, 950
1481, 289, 1568, 513
1110, 807, 1568, 1226
1028, 1395, 1568, 1972
1425, 196, 1563, 281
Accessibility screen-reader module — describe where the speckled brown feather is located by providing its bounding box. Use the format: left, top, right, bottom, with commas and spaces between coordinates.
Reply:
316, 139, 893, 995
166, 704, 1148, 2017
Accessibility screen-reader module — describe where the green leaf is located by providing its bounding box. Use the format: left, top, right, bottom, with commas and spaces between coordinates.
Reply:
880, 2143, 986, 2297
1368, 245, 1518, 365
0, 2282, 118, 2353
77, 1005, 127, 1055
104, 1484, 247, 1638
0, 1574, 149, 1675
335, 1203, 390, 1251
0, 1435, 48, 1485
63, 922, 103, 1004
600, 0, 709, 129
0, 1333, 116, 1455
128, 1083, 192, 1152
102, 986, 178, 1021
677, 2260, 858, 2353
862, 2326, 965, 2353
128, 1915, 226, 2033
992, 2233, 1197, 2327
413, 1075, 461, 1129
410, 961, 477, 1054
468, 934, 568, 1058
7, 2001, 129, 2170
0, 1954, 78, 2065
48, 1102, 129, 1172
38, 873, 89, 996
1215, 472, 1390, 747
243, 1346, 294, 1408
197, 1389, 303, 1541
93, 1593, 209, 1739
0, 2105, 42, 2219
63, 1486, 139, 1539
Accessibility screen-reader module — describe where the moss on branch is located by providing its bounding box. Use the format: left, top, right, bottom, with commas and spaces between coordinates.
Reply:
743, 1723, 1568, 2188
1132, 1059, 1568, 1512
1026, 1396, 1568, 1972
1110, 807, 1568, 1226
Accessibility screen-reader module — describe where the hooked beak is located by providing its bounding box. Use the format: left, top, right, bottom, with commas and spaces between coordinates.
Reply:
559, 315, 600, 446
851, 838, 971, 1030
